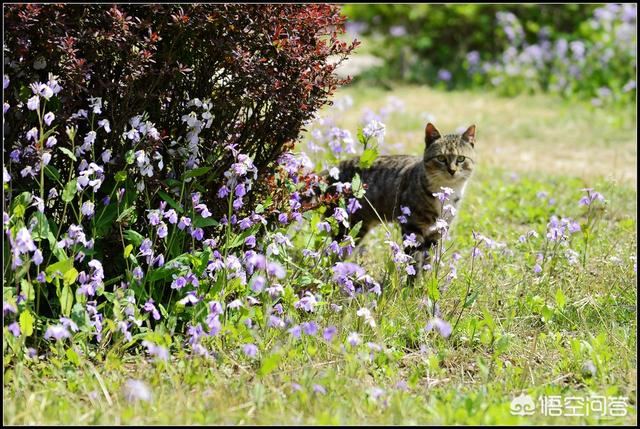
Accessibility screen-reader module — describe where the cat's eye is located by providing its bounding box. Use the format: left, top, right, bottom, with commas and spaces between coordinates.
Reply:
436, 156, 447, 163
456, 156, 465, 163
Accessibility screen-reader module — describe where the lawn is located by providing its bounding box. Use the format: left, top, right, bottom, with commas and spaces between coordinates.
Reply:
3, 83, 637, 425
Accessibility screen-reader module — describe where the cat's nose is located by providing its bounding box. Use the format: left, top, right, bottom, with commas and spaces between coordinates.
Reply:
447, 167, 456, 176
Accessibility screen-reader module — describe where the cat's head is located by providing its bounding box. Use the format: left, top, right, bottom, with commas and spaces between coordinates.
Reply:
423, 123, 476, 185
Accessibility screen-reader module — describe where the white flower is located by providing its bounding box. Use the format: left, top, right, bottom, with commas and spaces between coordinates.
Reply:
88, 97, 102, 114
356, 307, 376, 328
27, 95, 40, 111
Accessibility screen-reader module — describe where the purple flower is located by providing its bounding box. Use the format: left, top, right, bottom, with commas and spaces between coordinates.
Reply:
40, 111, 55, 128
3, 301, 17, 315
27, 96, 40, 111
268, 315, 285, 329
233, 197, 244, 210
143, 299, 161, 320
33, 249, 43, 265
433, 187, 454, 203
8, 322, 21, 337
389, 25, 407, 37
302, 321, 318, 336
347, 332, 361, 347
217, 185, 230, 199
288, 324, 302, 338
250, 275, 266, 293
176, 216, 191, 231
81, 201, 95, 218
369, 387, 386, 400
195, 204, 211, 218
191, 227, 204, 241
266, 261, 286, 279
278, 212, 289, 224
294, 292, 318, 312
437, 69, 452, 82
14, 228, 36, 254
239, 217, 253, 230
26, 127, 39, 142
147, 210, 161, 226
347, 198, 362, 214
179, 291, 200, 306
332, 207, 349, 225
316, 221, 331, 233
171, 275, 188, 289
60, 317, 79, 332
227, 299, 243, 310
44, 324, 71, 341
425, 317, 452, 338
164, 209, 178, 224
243, 343, 258, 358
132, 266, 144, 280
157, 222, 168, 239
245, 235, 256, 248
313, 384, 326, 395
323, 326, 337, 342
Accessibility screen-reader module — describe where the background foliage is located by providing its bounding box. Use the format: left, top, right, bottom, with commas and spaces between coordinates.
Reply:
342, 4, 636, 107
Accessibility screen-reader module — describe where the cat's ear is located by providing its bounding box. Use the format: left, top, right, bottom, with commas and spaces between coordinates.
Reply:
462, 125, 476, 147
425, 123, 441, 146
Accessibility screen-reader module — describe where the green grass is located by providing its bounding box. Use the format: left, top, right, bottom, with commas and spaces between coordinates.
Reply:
3, 84, 637, 425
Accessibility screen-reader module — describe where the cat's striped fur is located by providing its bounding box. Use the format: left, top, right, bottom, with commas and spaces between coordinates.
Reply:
326, 123, 477, 268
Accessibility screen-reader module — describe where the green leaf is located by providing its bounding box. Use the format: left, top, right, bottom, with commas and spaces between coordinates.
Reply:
464, 290, 479, 308
349, 221, 363, 240
46, 257, 73, 280
66, 347, 81, 366
157, 190, 184, 214
20, 279, 35, 302
19, 310, 35, 337
351, 173, 365, 198
63, 267, 78, 286
193, 215, 219, 229
58, 147, 77, 162
359, 147, 379, 168
60, 284, 74, 316
224, 227, 257, 250
41, 125, 58, 142
44, 165, 61, 182
555, 289, 566, 310
12, 203, 26, 218
426, 275, 440, 301
125, 150, 135, 165
123, 229, 144, 246
115, 170, 128, 182
62, 179, 77, 203
182, 166, 212, 180
48, 231, 67, 261
116, 206, 137, 223
30, 211, 50, 241
11, 192, 32, 218
357, 127, 367, 146
124, 244, 133, 259
258, 352, 281, 377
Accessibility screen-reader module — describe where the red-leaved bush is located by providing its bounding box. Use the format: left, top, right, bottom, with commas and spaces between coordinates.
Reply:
4, 4, 357, 214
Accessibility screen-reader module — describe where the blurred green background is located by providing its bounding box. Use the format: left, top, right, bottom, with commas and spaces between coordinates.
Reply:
340, 4, 636, 108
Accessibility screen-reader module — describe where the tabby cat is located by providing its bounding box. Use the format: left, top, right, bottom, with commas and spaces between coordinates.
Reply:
325, 122, 477, 269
